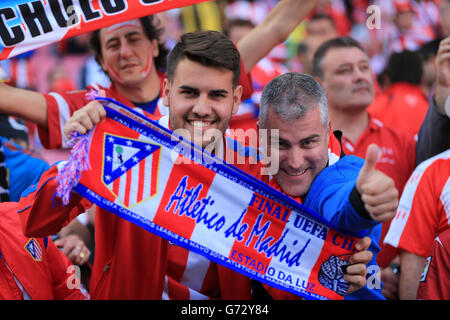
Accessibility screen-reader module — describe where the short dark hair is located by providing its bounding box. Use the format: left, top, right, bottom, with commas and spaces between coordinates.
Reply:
385, 50, 423, 85
90, 15, 168, 73
313, 37, 367, 79
167, 31, 241, 88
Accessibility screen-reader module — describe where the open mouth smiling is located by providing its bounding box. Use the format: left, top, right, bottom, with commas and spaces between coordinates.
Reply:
282, 168, 309, 176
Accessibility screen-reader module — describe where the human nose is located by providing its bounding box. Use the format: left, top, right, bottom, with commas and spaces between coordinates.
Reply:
354, 66, 370, 83
119, 41, 134, 58
286, 146, 305, 169
192, 94, 211, 117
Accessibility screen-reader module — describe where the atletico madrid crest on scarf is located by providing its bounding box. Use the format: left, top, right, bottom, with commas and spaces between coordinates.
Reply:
102, 134, 161, 208
56, 97, 364, 300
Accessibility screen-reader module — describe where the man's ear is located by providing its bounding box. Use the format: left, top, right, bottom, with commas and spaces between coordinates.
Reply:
98, 55, 108, 75
232, 84, 243, 115
162, 78, 170, 107
151, 39, 159, 58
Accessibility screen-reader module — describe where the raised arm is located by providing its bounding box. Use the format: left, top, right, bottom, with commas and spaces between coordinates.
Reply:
237, 0, 317, 72
0, 80, 48, 128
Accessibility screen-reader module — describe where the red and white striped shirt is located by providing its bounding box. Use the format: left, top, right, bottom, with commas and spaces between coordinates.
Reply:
40, 77, 169, 150
384, 149, 450, 258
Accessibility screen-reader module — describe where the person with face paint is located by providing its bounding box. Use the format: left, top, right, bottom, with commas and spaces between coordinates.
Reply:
0, 0, 320, 151
0, 16, 169, 150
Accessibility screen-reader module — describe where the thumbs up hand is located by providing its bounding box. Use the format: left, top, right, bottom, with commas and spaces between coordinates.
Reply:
356, 144, 399, 222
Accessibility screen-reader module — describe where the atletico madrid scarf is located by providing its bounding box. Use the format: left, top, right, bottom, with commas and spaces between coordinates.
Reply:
57, 97, 363, 300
